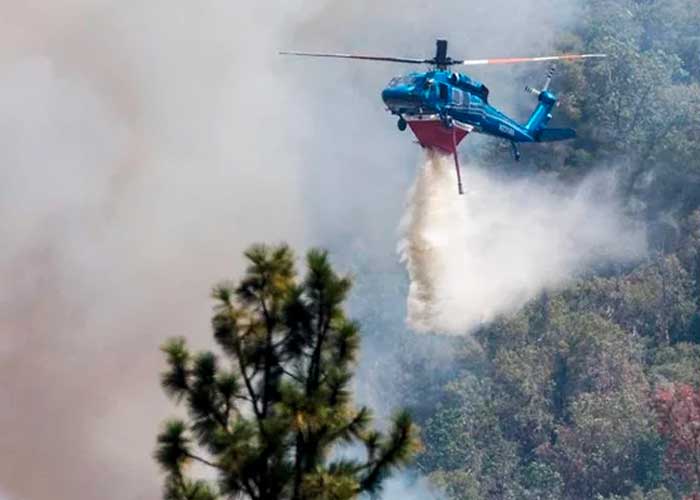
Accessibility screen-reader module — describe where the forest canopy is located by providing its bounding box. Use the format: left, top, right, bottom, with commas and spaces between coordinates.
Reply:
416, 1, 700, 498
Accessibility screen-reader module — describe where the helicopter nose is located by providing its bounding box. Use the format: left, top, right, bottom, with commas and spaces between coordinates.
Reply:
382, 86, 415, 108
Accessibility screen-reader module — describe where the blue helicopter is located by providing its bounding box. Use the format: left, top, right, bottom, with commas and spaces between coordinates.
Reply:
280, 40, 605, 194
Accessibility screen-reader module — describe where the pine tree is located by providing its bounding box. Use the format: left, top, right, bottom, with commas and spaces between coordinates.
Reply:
154, 244, 419, 500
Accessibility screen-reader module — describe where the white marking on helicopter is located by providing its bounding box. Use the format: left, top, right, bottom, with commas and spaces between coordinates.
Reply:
498, 124, 515, 136
461, 54, 607, 66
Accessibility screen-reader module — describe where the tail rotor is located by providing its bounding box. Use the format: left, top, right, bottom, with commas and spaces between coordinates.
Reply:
525, 64, 557, 98
525, 85, 541, 97
542, 64, 556, 91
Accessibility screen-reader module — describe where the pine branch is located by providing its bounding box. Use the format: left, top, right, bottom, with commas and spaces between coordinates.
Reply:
233, 338, 263, 421
282, 367, 304, 384
327, 407, 371, 444
360, 411, 417, 494
259, 291, 276, 419
185, 452, 220, 469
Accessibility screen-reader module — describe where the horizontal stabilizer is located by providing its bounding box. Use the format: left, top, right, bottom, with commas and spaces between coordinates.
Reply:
537, 127, 576, 142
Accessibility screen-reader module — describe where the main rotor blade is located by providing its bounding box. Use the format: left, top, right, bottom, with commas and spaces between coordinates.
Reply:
279, 50, 427, 64
459, 53, 606, 66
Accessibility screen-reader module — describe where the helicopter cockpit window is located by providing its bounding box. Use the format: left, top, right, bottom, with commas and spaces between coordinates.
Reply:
388, 75, 416, 87
452, 88, 464, 106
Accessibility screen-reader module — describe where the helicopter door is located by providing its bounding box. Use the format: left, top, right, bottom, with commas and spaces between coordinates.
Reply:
439, 83, 449, 102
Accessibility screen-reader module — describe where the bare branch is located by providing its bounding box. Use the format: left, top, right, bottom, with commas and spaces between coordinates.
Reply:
185, 452, 221, 470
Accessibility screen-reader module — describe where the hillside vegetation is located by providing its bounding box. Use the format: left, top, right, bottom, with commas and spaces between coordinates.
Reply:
416, 1, 700, 498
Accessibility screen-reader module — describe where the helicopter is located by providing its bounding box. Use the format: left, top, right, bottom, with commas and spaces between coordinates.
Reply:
280, 40, 605, 194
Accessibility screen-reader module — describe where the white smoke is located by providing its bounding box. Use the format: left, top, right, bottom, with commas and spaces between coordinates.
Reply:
380, 473, 446, 500
0, 1, 598, 498
399, 151, 646, 334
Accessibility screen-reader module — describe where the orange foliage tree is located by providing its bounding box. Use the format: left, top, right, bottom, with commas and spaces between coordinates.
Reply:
654, 383, 700, 494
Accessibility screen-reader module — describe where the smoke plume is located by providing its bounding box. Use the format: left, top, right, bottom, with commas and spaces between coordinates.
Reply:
399, 151, 646, 334
0, 0, 595, 498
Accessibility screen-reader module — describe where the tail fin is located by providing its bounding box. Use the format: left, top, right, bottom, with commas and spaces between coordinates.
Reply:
523, 64, 578, 142
524, 91, 557, 134
523, 64, 558, 135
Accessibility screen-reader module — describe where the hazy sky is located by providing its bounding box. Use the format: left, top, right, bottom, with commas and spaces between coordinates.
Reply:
0, 1, 593, 499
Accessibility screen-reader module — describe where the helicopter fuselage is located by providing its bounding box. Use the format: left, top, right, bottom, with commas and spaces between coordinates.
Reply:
381, 70, 557, 154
